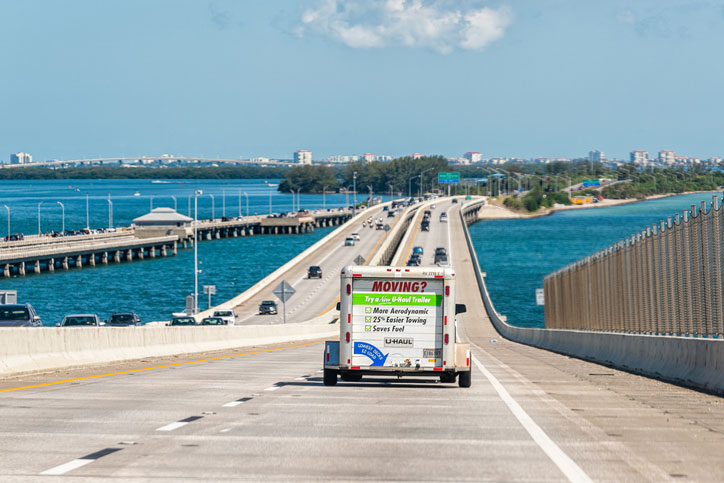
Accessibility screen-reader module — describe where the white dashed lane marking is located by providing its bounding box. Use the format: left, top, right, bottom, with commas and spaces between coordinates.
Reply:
156, 416, 203, 432
40, 448, 121, 476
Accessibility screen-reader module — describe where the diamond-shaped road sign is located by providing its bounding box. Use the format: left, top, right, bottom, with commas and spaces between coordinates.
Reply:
354, 255, 365, 265
273, 280, 296, 303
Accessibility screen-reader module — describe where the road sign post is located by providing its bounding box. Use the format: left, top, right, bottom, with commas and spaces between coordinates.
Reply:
203, 285, 216, 309
438, 172, 460, 196
354, 255, 365, 266
273, 280, 296, 324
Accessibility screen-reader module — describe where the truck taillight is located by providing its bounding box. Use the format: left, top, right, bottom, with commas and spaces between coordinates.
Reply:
346, 331, 350, 343
445, 286, 450, 296
444, 334, 449, 344
346, 284, 351, 295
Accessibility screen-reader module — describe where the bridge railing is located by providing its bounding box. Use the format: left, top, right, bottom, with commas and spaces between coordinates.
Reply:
544, 194, 724, 337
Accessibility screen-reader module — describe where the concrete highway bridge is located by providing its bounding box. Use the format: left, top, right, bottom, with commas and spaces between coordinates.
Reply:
0, 156, 295, 169
1, 197, 723, 481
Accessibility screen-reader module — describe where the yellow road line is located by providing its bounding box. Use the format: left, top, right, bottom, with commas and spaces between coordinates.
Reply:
0, 341, 320, 394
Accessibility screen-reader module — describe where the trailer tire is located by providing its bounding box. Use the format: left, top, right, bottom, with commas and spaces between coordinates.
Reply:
440, 373, 456, 383
458, 370, 471, 388
323, 369, 338, 386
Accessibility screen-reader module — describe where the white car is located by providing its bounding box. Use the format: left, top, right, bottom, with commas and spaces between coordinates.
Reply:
351, 233, 360, 241
213, 310, 236, 325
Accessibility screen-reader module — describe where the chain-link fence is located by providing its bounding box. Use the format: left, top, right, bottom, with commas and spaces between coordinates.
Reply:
544, 195, 724, 337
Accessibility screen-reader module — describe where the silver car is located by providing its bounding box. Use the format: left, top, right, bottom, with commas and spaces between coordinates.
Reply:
0, 304, 42, 327
60, 314, 102, 327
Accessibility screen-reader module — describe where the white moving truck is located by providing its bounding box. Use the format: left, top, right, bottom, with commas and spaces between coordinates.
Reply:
323, 265, 471, 387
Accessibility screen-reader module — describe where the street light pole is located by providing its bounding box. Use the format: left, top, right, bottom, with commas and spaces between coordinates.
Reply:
352, 172, 357, 216
37, 201, 44, 235
187, 194, 192, 216
241, 191, 248, 217
105, 198, 113, 228
85, 194, 89, 230
420, 168, 434, 199
57, 201, 65, 233
171, 195, 177, 211
194, 190, 201, 315
150, 195, 154, 211
322, 186, 327, 210
209, 194, 215, 220
222, 189, 226, 218
3, 204, 9, 238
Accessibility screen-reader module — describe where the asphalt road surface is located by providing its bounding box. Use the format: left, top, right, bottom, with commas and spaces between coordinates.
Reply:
1, 198, 724, 481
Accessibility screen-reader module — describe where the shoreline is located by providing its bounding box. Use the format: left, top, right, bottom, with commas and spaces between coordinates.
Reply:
476, 191, 718, 221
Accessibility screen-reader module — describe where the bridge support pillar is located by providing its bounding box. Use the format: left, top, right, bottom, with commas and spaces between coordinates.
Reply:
249, 227, 253, 236
138, 249, 144, 260
182, 239, 188, 249
48, 258, 55, 272
232, 229, 238, 238
215, 231, 220, 239
161, 245, 167, 257
3, 264, 9, 278
172, 241, 178, 255
206, 232, 212, 240
76, 255, 82, 268
114, 251, 121, 263
240, 228, 246, 237
101, 252, 108, 264
34, 260, 41, 274
149, 247, 156, 258
62, 257, 69, 270
188, 238, 194, 247
126, 249, 133, 262
89, 254, 96, 266
18, 262, 25, 276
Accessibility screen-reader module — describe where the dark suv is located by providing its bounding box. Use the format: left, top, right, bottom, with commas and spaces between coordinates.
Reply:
259, 300, 278, 315
107, 312, 141, 326
308, 266, 323, 279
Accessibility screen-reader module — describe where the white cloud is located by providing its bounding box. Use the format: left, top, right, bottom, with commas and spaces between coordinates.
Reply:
299, 0, 513, 53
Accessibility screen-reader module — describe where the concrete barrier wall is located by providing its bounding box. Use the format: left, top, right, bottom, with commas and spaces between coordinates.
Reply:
0, 312, 338, 377
458, 200, 724, 394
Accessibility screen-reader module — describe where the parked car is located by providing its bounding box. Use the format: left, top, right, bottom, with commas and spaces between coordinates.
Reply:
60, 314, 102, 327
345, 237, 355, 246
213, 310, 236, 325
201, 317, 226, 325
0, 303, 42, 327
259, 300, 278, 315
169, 316, 197, 326
308, 265, 323, 279
107, 312, 141, 326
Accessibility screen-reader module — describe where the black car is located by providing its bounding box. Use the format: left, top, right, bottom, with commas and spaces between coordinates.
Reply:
421, 220, 430, 232
170, 316, 197, 326
259, 300, 278, 315
308, 265, 323, 279
107, 312, 141, 326
435, 247, 447, 256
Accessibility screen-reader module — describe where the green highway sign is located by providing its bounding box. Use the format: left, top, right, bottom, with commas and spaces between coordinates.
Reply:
438, 172, 460, 184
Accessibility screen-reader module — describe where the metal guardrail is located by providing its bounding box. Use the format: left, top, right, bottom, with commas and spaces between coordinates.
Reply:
544, 194, 724, 337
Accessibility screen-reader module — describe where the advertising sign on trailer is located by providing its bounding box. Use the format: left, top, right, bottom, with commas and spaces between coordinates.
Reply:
350, 278, 444, 368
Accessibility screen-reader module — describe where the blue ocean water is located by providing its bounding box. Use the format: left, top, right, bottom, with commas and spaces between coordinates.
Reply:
468, 192, 722, 328
0, 179, 388, 325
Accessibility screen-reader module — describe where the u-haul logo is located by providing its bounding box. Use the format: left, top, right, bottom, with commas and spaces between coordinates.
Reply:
371, 281, 429, 293
384, 337, 413, 348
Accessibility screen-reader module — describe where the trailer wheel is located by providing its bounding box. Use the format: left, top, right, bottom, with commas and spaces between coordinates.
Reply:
323, 368, 338, 386
458, 370, 471, 388
440, 373, 456, 383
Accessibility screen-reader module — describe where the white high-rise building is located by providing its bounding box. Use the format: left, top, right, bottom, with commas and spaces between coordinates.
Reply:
658, 150, 675, 165
294, 150, 312, 164
588, 150, 604, 163
464, 152, 483, 163
10, 152, 32, 164
630, 150, 648, 164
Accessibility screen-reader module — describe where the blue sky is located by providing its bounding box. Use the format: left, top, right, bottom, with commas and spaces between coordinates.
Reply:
2, 0, 724, 162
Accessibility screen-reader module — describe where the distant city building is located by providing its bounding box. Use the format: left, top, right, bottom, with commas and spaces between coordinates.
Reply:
449, 157, 469, 165
534, 158, 570, 164
630, 150, 648, 164
361, 153, 376, 162
676, 156, 700, 165
411, 153, 423, 159
464, 152, 483, 163
708, 157, 722, 164
377, 155, 393, 162
487, 158, 508, 165
325, 155, 360, 164
294, 150, 312, 164
658, 150, 675, 165
250, 157, 271, 164
588, 150, 604, 163
10, 152, 32, 164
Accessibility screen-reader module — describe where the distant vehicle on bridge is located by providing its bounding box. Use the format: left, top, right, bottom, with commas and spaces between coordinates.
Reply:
213, 310, 236, 325
307, 266, 323, 279
0, 303, 41, 327
169, 316, 197, 326
60, 314, 102, 327
201, 317, 226, 325
258, 300, 278, 315
107, 312, 141, 326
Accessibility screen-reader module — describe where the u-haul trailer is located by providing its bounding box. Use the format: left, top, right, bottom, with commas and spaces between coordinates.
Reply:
323, 265, 471, 387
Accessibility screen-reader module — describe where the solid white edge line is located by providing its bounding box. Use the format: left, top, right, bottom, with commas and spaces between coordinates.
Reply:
156, 421, 188, 432
40, 458, 94, 475
472, 355, 593, 483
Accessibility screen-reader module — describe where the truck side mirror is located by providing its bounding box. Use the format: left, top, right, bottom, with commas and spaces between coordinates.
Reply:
336, 302, 341, 311
455, 304, 467, 315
